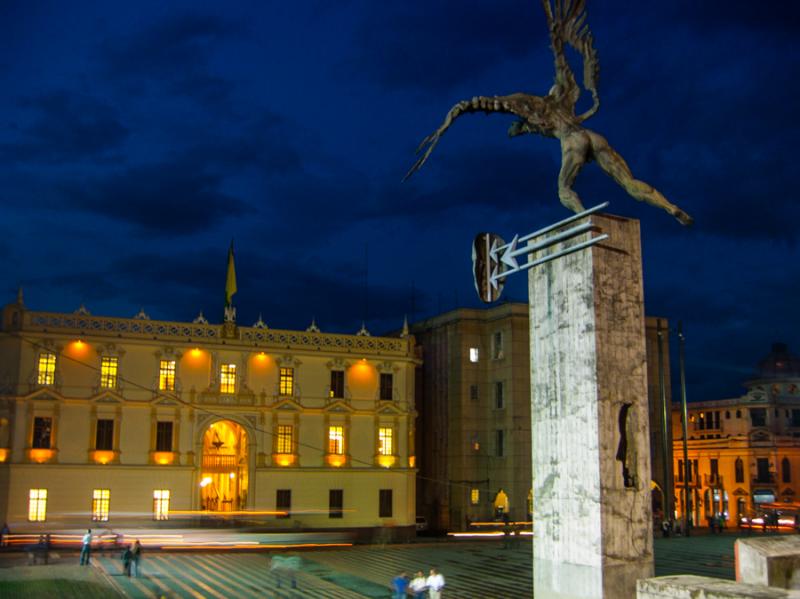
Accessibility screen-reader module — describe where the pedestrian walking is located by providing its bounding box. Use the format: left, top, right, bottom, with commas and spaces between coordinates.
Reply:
131, 540, 142, 577
121, 545, 132, 577
391, 571, 409, 599
426, 568, 445, 599
410, 570, 427, 598
80, 529, 92, 565
270, 555, 299, 589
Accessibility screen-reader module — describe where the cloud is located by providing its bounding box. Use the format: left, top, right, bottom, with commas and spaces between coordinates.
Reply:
38, 246, 422, 335
98, 13, 241, 109
0, 91, 128, 163
59, 158, 250, 236
350, 0, 540, 92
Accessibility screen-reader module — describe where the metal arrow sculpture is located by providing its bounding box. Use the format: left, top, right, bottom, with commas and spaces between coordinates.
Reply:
472, 202, 609, 303
404, 0, 693, 227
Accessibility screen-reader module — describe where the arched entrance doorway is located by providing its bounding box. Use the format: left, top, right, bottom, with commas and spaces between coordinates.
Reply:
200, 420, 248, 511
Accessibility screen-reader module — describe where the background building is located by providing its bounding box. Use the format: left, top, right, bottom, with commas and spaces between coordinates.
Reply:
0, 290, 418, 538
672, 343, 800, 527
412, 303, 673, 532
412, 303, 531, 532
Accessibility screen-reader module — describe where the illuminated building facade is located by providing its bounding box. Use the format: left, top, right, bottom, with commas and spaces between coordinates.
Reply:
412, 304, 672, 532
672, 343, 800, 527
0, 291, 418, 536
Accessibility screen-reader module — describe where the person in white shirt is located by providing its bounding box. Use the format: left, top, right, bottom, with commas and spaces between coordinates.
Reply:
80, 529, 92, 565
409, 570, 427, 598
426, 568, 445, 599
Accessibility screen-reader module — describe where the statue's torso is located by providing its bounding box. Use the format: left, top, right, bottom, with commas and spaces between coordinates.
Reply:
513, 94, 580, 139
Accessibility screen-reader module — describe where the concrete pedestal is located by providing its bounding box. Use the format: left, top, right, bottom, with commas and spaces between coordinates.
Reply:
736, 537, 800, 589
529, 213, 654, 599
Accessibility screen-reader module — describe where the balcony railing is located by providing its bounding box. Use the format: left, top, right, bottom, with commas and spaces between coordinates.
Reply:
704, 474, 724, 487
202, 454, 238, 471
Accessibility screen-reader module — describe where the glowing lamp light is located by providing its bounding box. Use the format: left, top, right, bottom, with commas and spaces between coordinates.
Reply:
229, 472, 236, 479
274, 454, 295, 467
0, 448, 8, 463
69, 340, 88, 354
191, 348, 202, 358
326, 454, 346, 468
29, 449, 54, 463
154, 451, 174, 465
200, 477, 212, 488
92, 450, 115, 465
408, 456, 416, 468
377, 455, 396, 468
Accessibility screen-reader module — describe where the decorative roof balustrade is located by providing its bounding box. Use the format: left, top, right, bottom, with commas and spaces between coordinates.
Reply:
21, 310, 412, 357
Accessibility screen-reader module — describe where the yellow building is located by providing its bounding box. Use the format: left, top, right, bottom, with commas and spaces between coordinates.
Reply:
672, 343, 800, 528
0, 289, 418, 538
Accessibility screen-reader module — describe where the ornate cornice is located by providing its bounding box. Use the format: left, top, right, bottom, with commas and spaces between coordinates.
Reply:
21, 310, 412, 357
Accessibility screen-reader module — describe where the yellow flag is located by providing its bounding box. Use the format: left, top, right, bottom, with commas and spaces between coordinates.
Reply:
225, 243, 237, 306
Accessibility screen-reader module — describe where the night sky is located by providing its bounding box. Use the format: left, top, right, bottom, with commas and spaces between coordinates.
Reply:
1, 1, 798, 403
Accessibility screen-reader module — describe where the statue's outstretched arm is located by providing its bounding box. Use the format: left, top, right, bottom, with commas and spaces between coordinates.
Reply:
403, 96, 520, 181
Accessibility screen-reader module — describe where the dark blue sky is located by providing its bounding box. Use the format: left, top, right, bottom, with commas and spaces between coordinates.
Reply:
1, 1, 798, 402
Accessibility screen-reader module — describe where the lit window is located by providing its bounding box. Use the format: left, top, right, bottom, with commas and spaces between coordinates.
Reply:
32, 417, 52, 449
28, 489, 47, 521
380, 373, 393, 401
155, 421, 173, 452
37, 352, 56, 385
471, 488, 480, 505
220, 364, 236, 394
279, 367, 294, 396
159, 360, 176, 391
469, 347, 479, 363
471, 434, 480, 452
328, 426, 344, 455
378, 427, 394, 456
153, 490, 170, 521
100, 357, 118, 389
277, 425, 293, 454
92, 489, 110, 522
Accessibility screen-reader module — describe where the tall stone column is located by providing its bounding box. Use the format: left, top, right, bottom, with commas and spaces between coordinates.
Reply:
529, 213, 653, 599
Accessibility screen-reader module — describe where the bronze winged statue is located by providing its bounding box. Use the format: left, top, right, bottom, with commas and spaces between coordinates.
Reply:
404, 0, 693, 226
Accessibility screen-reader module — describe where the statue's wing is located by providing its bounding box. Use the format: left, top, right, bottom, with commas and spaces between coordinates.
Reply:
403, 95, 525, 181
541, 0, 600, 121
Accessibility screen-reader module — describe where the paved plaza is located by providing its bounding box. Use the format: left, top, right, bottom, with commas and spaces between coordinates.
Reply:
0, 532, 782, 598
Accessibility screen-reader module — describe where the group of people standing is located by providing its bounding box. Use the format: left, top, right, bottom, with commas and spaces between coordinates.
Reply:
79, 528, 142, 577
392, 568, 445, 598
121, 539, 143, 577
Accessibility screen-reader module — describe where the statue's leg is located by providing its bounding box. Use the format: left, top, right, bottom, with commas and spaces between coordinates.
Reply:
589, 132, 693, 226
557, 134, 589, 213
